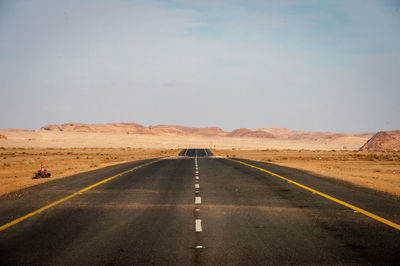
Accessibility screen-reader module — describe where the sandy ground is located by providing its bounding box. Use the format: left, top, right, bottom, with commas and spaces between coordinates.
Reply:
2, 130, 394, 197
0, 147, 177, 196
213, 149, 400, 197
0, 130, 369, 150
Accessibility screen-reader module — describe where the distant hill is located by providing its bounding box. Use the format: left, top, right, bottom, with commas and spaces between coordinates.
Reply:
39, 123, 229, 137
255, 127, 291, 136
255, 127, 370, 140
41, 123, 148, 134
386, 130, 400, 141
36, 122, 375, 141
228, 128, 275, 138
359, 131, 400, 151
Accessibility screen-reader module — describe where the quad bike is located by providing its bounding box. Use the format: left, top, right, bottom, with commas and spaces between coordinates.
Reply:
33, 162, 52, 179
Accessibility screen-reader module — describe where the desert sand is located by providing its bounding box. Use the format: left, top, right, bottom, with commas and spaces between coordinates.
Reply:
1, 124, 399, 197
0, 129, 370, 150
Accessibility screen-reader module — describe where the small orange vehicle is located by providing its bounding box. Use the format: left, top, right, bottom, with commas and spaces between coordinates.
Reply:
33, 162, 52, 179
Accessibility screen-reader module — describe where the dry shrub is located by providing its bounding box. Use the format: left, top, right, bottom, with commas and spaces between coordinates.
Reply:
22, 158, 35, 165
1, 160, 11, 167
90, 158, 101, 167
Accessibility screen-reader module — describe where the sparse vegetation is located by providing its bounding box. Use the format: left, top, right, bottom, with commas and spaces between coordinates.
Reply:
214, 149, 400, 197
1, 160, 11, 167
22, 158, 35, 165
0, 147, 178, 195
90, 159, 101, 168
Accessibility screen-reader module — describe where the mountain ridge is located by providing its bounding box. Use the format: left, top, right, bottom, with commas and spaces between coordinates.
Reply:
34, 122, 375, 140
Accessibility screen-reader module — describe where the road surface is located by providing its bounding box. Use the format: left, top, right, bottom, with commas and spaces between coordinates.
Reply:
1, 149, 399, 265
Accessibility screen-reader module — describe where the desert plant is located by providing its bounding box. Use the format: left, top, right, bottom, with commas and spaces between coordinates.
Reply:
22, 158, 35, 165
90, 159, 101, 167
1, 161, 11, 167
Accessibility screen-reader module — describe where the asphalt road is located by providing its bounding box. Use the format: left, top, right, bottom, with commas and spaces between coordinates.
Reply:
1, 149, 399, 265
179, 148, 212, 157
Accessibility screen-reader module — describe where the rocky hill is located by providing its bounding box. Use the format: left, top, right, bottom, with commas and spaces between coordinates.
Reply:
387, 130, 400, 141
37, 122, 375, 141
256, 127, 353, 140
39, 123, 229, 137
359, 131, 400, 151
228, 128, 275, 138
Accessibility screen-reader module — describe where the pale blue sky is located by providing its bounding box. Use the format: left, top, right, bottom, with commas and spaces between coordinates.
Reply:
1, 0, 399, 132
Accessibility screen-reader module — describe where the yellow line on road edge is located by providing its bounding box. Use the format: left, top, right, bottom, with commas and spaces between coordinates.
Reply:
184, 149, 188, 156
204, 149, 208, 156
229, 158, 400, 231
0, 159, 161, 232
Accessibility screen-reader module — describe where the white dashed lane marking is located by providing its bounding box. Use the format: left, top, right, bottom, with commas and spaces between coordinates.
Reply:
194, 154, 204, 248
195, 219, 202, 232
195, 196, 202, 204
